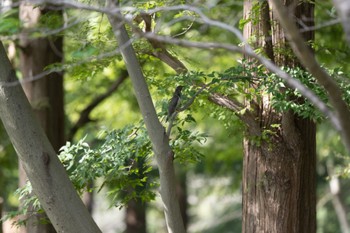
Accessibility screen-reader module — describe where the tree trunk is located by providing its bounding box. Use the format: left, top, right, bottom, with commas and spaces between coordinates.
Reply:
0, 40, 102, 233
107, 2, 186, 232
176, 168, 188, 230
242, 1, 316, 232
18, 4, 64, 233
125, 199, 146, 233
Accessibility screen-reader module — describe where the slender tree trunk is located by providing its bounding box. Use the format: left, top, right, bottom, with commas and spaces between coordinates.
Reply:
242, 1, 316, 232
18, 4, 64, 233
107, 2, 186, 232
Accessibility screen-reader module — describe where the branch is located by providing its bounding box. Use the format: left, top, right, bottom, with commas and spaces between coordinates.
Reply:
333, 0, 350, 46
327, 162, 350, 233
67, 70, 128, 141
270, 0, 350, 151
208, 93, 244, 113
0, 49, 127, 87
106, 1, 186, 232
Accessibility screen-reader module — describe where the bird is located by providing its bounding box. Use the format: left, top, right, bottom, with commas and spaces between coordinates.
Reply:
166, 86, 184, 122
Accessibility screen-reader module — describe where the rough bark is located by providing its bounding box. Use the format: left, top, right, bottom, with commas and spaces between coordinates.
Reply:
18, 4, 64, 233
0, 42, 102, 233
106, 1, 185, 232
242, 1, 316, 232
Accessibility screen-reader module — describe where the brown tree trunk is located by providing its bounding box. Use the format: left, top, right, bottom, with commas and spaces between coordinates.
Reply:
125, 199, 146, 233
242, 1, 316, 232
18, 4, 64, 233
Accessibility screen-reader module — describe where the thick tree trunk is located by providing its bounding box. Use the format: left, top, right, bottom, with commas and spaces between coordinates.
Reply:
242, 1, 316, 232
0, 41, 102, 233
18, 4, 64, 233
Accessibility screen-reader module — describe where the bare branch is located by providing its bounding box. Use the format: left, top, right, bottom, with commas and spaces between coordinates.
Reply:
0, 17, 83, 41
333, 0, 350, 46
299, 18, 341, 33
208, 93, 244, 113
0, 47, 129, 87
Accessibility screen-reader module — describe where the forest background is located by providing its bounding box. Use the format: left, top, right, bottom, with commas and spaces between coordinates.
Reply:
0, 0, 350, 233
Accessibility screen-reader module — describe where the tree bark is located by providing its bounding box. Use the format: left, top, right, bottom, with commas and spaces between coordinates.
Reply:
242, 1, 316, 232
125, 199, 146, 233
18, 4, 64, 233
106, 1, 185, 232
0, 41, 102, 233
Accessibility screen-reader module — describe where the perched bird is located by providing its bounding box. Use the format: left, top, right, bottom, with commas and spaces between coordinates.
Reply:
166, 86, 184, 122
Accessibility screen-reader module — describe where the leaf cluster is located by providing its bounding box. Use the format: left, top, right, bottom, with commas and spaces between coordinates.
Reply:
0, 9, 20, 37
59, 124, 156, 206
5, 124, 156, 225
171, 126, 207, 164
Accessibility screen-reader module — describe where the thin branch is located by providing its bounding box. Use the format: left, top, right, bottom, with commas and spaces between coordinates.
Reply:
299, 18, 341, 33
208, 93, 244, 113
67, 70, 128, 141
333, 0, 350, 46
0, 17, 83, 41
0, 46, 130, 87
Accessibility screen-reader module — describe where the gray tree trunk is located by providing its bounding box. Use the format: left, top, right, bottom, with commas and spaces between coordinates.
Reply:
106, 1, 186, 232
0, 41, 102, 233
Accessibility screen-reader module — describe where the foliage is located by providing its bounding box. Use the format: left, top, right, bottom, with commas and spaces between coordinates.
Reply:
4, 115, 207, 224
0, 0, 349, 232
0, 123, 17, 209
165, 62, 350, 123
0, 9, 20, 36
60, 125, 157, 206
